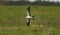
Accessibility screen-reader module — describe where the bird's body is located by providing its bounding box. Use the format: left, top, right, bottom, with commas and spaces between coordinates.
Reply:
26, 16, 33, 18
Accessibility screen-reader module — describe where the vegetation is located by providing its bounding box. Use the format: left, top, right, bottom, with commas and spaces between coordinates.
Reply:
0, 5, 60, 35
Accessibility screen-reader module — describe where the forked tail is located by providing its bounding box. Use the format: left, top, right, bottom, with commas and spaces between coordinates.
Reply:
32, 16, 35, 20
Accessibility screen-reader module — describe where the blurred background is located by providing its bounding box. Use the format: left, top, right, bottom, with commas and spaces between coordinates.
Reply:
0, 0, 60, 5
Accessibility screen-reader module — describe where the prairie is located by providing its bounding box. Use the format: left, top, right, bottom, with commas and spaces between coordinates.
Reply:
0, 5, 60, 35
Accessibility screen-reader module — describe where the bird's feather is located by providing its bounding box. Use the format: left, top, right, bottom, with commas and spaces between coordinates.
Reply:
26, 19, 30, 26
27, 6, 31, 16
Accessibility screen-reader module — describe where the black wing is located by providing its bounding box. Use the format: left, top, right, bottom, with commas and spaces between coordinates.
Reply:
27, 6, 31, 16
26, 19, 30, 26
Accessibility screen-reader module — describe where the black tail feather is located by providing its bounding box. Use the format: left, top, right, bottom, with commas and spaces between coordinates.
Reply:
32, 16, 35, 20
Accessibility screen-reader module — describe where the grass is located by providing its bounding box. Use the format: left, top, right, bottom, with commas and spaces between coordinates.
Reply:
0, 5, 60, 35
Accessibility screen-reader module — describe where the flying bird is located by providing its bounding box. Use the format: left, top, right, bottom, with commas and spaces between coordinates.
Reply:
26, 6, 34, 26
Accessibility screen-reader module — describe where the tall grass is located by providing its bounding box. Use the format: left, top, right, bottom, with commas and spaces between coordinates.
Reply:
0, 5, 60, 35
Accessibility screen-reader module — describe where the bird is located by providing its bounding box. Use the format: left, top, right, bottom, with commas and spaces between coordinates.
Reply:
26, 6, 34, 26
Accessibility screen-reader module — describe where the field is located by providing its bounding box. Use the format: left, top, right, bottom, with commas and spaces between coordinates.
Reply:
0, 5, 60, 35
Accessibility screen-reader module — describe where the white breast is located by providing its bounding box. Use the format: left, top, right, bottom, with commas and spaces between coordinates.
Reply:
26, 16, 33, 19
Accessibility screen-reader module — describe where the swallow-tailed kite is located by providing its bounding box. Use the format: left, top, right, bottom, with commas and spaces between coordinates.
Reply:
26, 6, 34, 26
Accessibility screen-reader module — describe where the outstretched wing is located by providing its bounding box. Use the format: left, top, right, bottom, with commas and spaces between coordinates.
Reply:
26, 19, 30, 26
27, 6, 31, 16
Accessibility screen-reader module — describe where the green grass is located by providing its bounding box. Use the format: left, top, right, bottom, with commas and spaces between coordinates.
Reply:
0, 5, 60, 35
